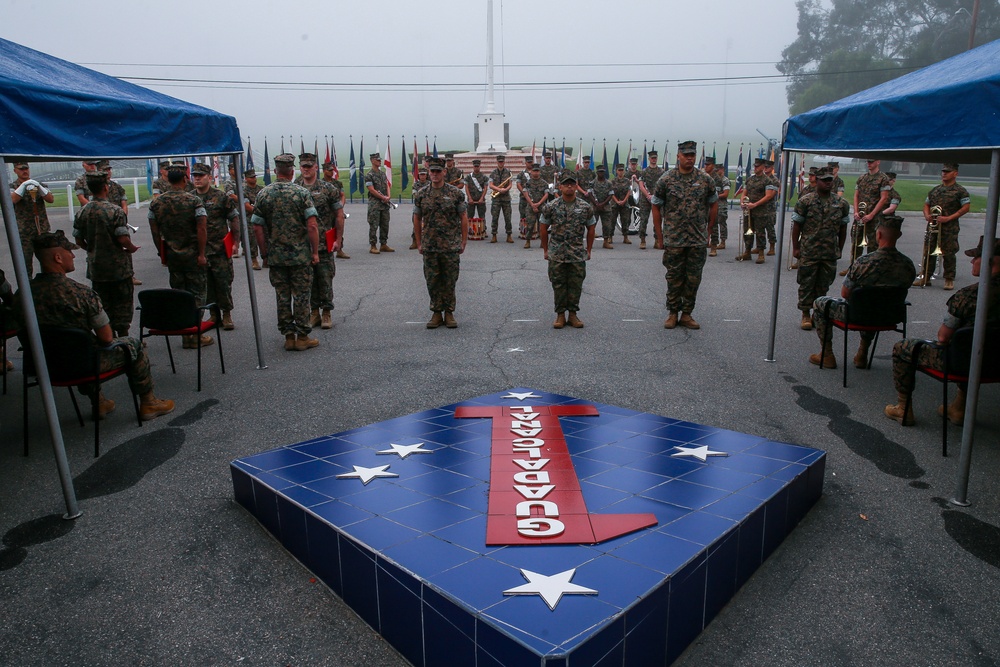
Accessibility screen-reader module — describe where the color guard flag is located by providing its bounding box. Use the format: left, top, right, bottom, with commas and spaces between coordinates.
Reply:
331, 138, 339, 180
263, 139, 271, 185
384, 138, 393, 194
349, 137, 357, 195
642, 141, 648, 170
400, 136, 409, 194
246, 139, 255, 172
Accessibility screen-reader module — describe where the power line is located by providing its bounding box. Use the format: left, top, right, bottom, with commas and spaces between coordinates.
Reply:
82, 60, 788, 69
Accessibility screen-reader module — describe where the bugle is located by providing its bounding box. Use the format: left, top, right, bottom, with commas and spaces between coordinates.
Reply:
737, 196, 751, 260
917, 205, 943, 286
849, 201, 868, 265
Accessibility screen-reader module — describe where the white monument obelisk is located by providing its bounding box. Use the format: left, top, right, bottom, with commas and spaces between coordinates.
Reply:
475, 0, 508, 153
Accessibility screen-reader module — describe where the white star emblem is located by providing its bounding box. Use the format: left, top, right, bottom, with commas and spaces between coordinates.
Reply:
335, 465, 399, 485
670, 445, 729, 462
502, 391, 539, 401
377, 442, 434, 459
506, 347, 525, 353
503, 568, 598, 610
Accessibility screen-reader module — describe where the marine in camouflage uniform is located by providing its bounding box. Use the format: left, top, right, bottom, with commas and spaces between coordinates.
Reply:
229, 170, 264, 265
488, 156, 513, 241
74, 160, 100, 206
464, 160, 489, 220
252, 153, 320, 350
296, 153, 344, 328
652, 141, 719, 330
322, 161, 350, 260
610, 164, 633, 245
413, 157, 469, 328
539, 154, 560, 191
515, 165, 532, 236
444, 154, 464, 194
148, 165, 209, 307
828, 162, 846, 197
151, 161, 171, 198
812, 216, 915, 369
365, 153, 393, 252
9, 161, 53, 274
192, 163, 239, 327
637, 151, 665, 247
706, 157, 731, 253
918, 163, 971, 289
743, 158, 778, 261
790, 167, 850, 327
540, 173, 596, 328
798, 167, 818, 199
883, 172, 901, 217
575, 157, 596, 196
762, 159, 781, 251
847, 159, 891, 266
885, 237, 999, 425
72, 172, 138, 337
522, 165, 551, 247
590, 166, 616, 246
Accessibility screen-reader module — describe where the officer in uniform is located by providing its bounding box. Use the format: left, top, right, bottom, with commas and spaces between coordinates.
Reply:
296, 152, 344, 330
522, 163, 551, 249
539, 152, 560, 189
575, 155, 596, 194
488, 154, 513, 243
74, 160, 99, 207
95, 160, 130, 216
637, 150, 664, 249
762, 159, 780, 255
72, 171, 139, 338
884, 235, 996, 425
798, 167, 818, 199
444, 153, 464, 191
515, 161, 531, 238
192, 162, 239, 331
23, 231, 174, 421
540, 173, 596, 329
226, 167, 264, 269
916, 163, 971, 290
610, 164, 632, 247
151, 161, 171, 198
791, 166, 850, 330
252, 153, 321, 351
412, 156, 469, 329
320, 160, 349, 260
10, 161, 54, 274
705, 157, 731, 256
148, 163, 212, 349
365, 152, 393, 254
884, 172, 901, 218
464, 159, 489, 221
408, 168, 430, 249
828, 162, 846, 196
811, 215, 915, 370
742, 158, 778, 264
591, 165, 615, 248
842, 158, 891, 276
652, 140, 718, 330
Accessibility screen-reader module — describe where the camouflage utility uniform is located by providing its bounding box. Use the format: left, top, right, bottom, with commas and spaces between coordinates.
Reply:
638, 165, 665, 241
365, 168, 391, 247
591, 177, 615, 240
652, 168, 718, 316
489, 165, 513, 237
298, 178, 343, 312
851, 170, 891, 257
792, 191, 850, 311
575, 167, 596, 192
11, 176, 52, 272
414, 183, 467, 314
924, 183, 971, 281
198, 186, 239, 313
711, 169, 732, 247
73, 196, 135, 336
148, 190, 208, 305
523, 176, 550, 241
610, 172, 632, 239
465, 172, 489, 220
516, 169, 531, 234
744, 172, 778, 252
540, 197, 596, 314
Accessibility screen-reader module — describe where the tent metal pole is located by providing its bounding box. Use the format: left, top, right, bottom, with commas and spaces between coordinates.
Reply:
766, 147, 790, 362
0, 157, 81, 519
951, 148, 1000, 506
233, 153, 267, 370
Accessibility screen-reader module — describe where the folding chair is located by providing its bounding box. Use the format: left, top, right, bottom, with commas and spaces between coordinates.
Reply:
137, 289, 224, 392
821, 285, 910, 387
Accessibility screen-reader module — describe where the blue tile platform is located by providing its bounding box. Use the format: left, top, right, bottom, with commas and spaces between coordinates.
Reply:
231, 388, 825, 666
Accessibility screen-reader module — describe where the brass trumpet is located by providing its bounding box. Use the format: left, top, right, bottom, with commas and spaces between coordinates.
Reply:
850, 201, 868, 265
737, 196, 751, 261
917, 205, 944, 286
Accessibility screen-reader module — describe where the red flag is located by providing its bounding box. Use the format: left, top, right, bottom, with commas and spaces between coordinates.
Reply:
385, 139, 393, 193
223, 231, 235, 258
325, 228, 337, 253
330, 138, 340, 180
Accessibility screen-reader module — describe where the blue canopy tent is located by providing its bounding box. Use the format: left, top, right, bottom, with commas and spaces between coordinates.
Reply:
770, 39, 1000, 504
0, 38, 265, 517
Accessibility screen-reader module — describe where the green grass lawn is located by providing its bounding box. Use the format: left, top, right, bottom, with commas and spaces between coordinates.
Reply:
792, 176, 988, 213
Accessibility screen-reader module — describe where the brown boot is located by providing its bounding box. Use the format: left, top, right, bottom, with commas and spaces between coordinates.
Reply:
524, 240, 531, 249
801, 311, 813, 330
709, 245, 717, 257
444, 312, 458, 329
490, 234, 498, 243
717, 240, 726, 250
679, 313, 700, 330
132, 277, 142, 286
222, 310, 235, 331
603, 239, 612, 249
380, 244, 395, 252
767, 243, 775, 256
97, 393, 115, 419
553, 312, 566, 329
409, 240, 418, 250
808, 344, 837, 369
284, 334, 296, 351
755, 250, 765, 264
854, 339, 871, 369
139, 394, 175, 422
252, 258, 261, 270
506, 234, 513, 243
623, 236, 632, 245
309, 309, 321, 328
938, 388, 966, 425
912, 275, 926, 287
336, 249, 351, 259
567, 312, 583, 328
639, 239, 647, 249
839, 268, 849, 277
182, 334, 213, 349
295, 334, 319, 351
884, 393, 915, 425
426, 312, 443, 329
664, 312, 678, 329
370, 245, 380, 254
943, 278, 955, 290
791, 260, 799, 269
321, 309, 333, 330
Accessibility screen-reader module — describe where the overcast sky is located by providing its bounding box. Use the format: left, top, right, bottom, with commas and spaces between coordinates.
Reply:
1, 0, 800, 158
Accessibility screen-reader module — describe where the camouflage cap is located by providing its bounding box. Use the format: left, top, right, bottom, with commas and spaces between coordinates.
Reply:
647, 150, 658, 157
704, 156, 716, 165
299, 152, 318, 166
885, 171, 897, 179
677, 141, 698, 155
12, 160, 28, 168
445, 153, 455, 160
158, 160, 171, 169
369, 152, 381, 160
582, 155, 591, 162
191, 162, 212, 175
32, 230, 78, 254
95, 159, 110, 169
496, 154, 506, 161
244, 169, 257, 177
827, 161, 840, 168
83, 159, 99, 166
942, 162, 959, 172
879, 215, 904, 232
427, 157, 446, 170
764, 159, 775, 167
531, 163, 542, 171
816, 166, 835, 180
85, 171, 108, 188
754, 157, 765, 167
629, 157, 638, 163
615, 163, 625, 169
418, 169, 428, 175
808, 166, 818, 175
322, 160, 334, 169
544, 153, 554, 159
965, 236, 1000, 258
167, 162, 188, 173
274, 153, 296, 166
559, 173, 578, 184
595, 165, 606, 173
471, 159, 481, 166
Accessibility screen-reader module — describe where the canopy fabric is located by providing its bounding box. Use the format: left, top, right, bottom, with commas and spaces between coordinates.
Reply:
783, 39, 1000, 163
0, 37, 241, 160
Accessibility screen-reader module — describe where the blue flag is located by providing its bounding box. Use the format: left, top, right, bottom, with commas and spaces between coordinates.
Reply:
432, 139, 437, 158
642, 142, 648, 170
734, 146, 744, 196
359, 138, 366, 201
602, 141, 609, 176
246, 139, 255, 172
612, 143, 619, 174
400, 135, 409, 194
560, 139, 566, 169
349, 137, 357, 196
263, 139, 271, 185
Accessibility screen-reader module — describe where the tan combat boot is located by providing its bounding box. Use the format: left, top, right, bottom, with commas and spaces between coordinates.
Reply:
370, 245, 380, 254
709, 245, 717, 257
295, 334, 319, 351
603, 239, 612, 249
506, 234, 513, 243
800, 310, 813, 330
912, 275, 926, 287
791, 260, 799, 269
839, 268, 849, 277
183, 334, 214, 349
284, 333, 296, 351
381, 244, 395, 252
409, 240, 418, 250
97, 393, 115, 419
139, 394, 175, 421
336, 249, 351, 259
639, 238, 647, 249
943, 278, 955, 290
222, 310, 235, 331
884, 393, 915, 425
490, 234, 498, 243
854, 339, 871, 369
623, 235, 632, 245
309, 309, 321, 328
717, 240, 726, 250
444, 312, 458, 329
252, 258, 261, 270
767, 242, 775, 256
755, 249, 765, 264
567, 312, 583, 328
426, 312, 443, 329
524, 240, 531, 249
664, 312, 678, 329
321, 309, 333, 330
808, 343, 837, 369
938, 388, 966, 425
679, 313, 700, 330
553, 312, 566, 329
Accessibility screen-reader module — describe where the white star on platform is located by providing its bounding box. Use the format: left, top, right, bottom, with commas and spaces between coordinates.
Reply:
503, 568, 598, 611
377, 443, 434, 459
502, 391, 539, 401
336, 465, 399, 485
670, 445, 729, 462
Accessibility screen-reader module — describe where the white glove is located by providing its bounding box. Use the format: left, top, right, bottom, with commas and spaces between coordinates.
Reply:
14, 182, 27, 196
38, 184, 49, 196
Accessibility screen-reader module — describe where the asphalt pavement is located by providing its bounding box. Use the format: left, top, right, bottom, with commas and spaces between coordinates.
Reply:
1, 202, 998, 666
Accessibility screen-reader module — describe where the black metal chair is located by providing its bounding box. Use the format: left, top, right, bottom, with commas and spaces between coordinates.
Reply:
137, 289, 224, 392
908, 324, 1000, 456
20, 326, 142, 457
1, 305, 17, 395
821, 285, 910, 387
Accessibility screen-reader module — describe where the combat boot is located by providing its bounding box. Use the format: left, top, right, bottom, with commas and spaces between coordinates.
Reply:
321, 309, 333, 330
709, 245, 717, 257
664, 312, 678, 329
97, 393, 115, 419
444, 312, 458, 329
679, 313, 700, 330
284, 334, 296, 351
252, 258, 261, 270
943, 278, 955, 290
295, 334, 319, 351
639, 238, 647, 249
524, 240, 531, 249
409, 240, 418, 250
938, 388, 966, 425
490, 234, 497, 243
767, 242, 775, 256
553, 312, 566, 329
839, 268, 849, 277
623, 236, 632, 244
139, 394, 175, 421
222, 310, 234, 331
380, 244, 395, 252
854, 339, 871, 369
808, 344, 837, 369
755, 249, 765, 264
912, 275, 926, 287
567, 312, 584, 328
370, 245, 380, 254
790, 260, 799, 269
183, 334, 213, 349
884, 393, 915, 425
717, 240, 726, 250
801, 310, 813, 330
426, 312, 443, 329
336, 249, 351, 259
309, 309, 321, 328
603, 239, 612, 249
506, 234, 513, 243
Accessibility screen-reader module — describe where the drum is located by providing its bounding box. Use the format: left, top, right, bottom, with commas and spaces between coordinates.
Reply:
469, 217, 485, 240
